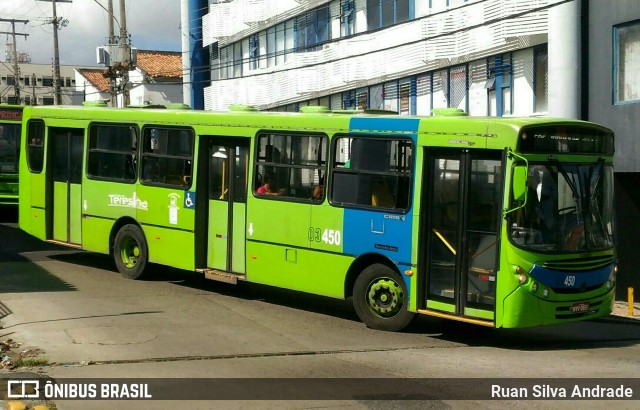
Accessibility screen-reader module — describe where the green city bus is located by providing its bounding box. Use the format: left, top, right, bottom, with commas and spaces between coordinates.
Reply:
18, 104, 616, 331
0, 105, 24, 207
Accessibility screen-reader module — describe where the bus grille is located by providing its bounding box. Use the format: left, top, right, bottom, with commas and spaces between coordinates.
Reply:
551, 284, 602, 294
555, 300, 603, 320
540, 255, 614, 271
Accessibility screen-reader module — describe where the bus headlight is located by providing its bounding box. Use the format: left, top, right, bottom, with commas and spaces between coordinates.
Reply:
515, 266, 528, 285
606, 265, 617, 289
531, 282, 538, 292
542, 288, 549, 298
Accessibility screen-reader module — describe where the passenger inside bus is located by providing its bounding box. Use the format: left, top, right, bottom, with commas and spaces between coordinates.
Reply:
256, 173, 282, 195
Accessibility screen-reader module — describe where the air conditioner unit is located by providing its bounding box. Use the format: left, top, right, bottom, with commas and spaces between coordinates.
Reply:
96, 46, 107, 64
130, 47, 137, 65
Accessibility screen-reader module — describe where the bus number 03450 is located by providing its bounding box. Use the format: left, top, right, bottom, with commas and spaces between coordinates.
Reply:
308, 228, 341, 246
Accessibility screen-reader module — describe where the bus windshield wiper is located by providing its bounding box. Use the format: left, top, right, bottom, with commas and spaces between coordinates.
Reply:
548, 156, 581, 203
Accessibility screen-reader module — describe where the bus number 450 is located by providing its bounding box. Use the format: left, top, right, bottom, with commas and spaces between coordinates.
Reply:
564, 275, 576, 287
308, 228, 342, 246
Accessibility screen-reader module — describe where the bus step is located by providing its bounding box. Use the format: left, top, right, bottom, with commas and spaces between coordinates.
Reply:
46, 240, 83, 249
201, 269, 246, 285
417, 309, 495, 327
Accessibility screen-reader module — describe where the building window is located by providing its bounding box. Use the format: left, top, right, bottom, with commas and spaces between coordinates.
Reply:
343, 90, 357, 109
534, 45, 548, 113
233, 41, 242, 78
340, 0, 356, 37
296, 5, 330, 52
367, 0, 411, 30
43, 77, 53, 87
448, 65, 468, 111
249, 34, 259, 70
42, 97, 54, 106
614, 21, 640, 103
487, 55, 512, 117
6, 76, 15, 86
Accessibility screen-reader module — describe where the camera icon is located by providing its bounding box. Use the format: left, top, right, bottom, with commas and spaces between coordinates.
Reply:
7, 380, 40, 399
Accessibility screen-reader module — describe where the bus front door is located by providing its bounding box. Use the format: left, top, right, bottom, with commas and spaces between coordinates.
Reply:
206, 140, 249, 274
422, 149, 502, 323
49, 127, 84, 245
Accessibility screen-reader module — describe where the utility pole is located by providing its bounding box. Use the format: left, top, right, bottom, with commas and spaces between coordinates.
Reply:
0, 19, 29, 103
37, 0, 72, 105
32, 73, 37, 105
96, 0, 134, 107
107, 0, 116, 106
119, 0, 130, 107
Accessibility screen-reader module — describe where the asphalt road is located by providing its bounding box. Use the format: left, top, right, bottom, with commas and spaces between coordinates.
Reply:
1, 215, 639, 410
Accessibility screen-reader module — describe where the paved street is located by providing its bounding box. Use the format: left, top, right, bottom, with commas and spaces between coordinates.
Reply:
1, 217, 639, 409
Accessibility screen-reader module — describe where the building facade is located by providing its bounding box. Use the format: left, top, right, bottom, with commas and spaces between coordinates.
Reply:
202, 0, 549, 116
0, 63, 85, 106
587, 0, 640, 300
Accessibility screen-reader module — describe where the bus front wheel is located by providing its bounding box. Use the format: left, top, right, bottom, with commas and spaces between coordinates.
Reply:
114, 224, 149, 280
353, 264, 414, 332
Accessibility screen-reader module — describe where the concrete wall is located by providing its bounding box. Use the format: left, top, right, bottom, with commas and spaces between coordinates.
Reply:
588, 0, 640, 173
588, 0, 640, 300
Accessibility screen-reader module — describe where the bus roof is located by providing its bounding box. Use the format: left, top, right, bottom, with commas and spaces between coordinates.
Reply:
22, 105, 612, 142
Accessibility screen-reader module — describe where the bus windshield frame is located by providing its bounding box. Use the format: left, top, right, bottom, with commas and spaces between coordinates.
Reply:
508, 160, 615, 254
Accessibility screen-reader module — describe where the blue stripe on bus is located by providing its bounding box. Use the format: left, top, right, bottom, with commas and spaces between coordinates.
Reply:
349, 117, 420, 135
343, 209, 413, 293
529, 263, 614, 290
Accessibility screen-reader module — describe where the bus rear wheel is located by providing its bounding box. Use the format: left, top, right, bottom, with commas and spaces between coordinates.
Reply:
353, 264, 414, 332
114, 224, 148, 280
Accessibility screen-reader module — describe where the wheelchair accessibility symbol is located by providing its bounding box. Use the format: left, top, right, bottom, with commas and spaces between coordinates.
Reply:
184, 191, 196, 209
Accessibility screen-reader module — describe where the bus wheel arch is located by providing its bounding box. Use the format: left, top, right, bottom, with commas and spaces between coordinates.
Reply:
347, 255, 415, 332
112, 219, 149, 280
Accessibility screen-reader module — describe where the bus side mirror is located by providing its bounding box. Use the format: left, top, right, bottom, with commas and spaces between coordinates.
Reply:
512, 165, 527, 201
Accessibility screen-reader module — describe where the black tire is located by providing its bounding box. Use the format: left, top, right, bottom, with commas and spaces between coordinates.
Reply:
113, 224, 149, 279
353, 263, 415, 332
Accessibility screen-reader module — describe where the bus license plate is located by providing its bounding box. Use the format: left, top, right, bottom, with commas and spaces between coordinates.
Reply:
570, 302, 590, 313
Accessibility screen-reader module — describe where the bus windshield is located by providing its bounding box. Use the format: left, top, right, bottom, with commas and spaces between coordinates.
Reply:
0, 123, 20, 173
509, 162, 614, 252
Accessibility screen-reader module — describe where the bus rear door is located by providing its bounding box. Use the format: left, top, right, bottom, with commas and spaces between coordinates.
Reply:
48, 127, 84, 245
197, 138, 249, 278
421, 149, 503, 324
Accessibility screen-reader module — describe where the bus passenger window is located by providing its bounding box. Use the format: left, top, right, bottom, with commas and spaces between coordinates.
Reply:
141, 126, 194, 188
87, 124, 139, 183
254, 133, 327, 203
27, 120, 45, 173
331, 137, 412, 211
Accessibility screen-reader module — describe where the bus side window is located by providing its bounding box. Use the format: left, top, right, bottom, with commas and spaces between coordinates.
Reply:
87, 124, 138, 183
254, 133, 327, 203
331, 137, 412, 211
27, 120, 45, 173
141, 126, 194, 188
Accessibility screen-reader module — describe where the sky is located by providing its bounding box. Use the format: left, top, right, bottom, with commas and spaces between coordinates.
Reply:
0, 0, 183, 67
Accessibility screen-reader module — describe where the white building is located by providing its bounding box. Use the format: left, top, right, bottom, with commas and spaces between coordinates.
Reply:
202, 0, 549, 116
0, 63, 85, 106
76, 50, 183, 107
